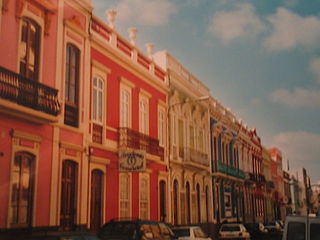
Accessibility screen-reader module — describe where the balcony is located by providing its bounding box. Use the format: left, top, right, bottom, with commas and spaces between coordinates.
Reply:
216, 161, 245, 179
119, 128, 164, 161
185, 148, 209, 167
0, 66, 60, 123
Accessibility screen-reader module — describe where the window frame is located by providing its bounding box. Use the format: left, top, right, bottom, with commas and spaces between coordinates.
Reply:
139, 95, 149, 135
120, 85, 132, 128
158, 106, 166, 147
119, 173, 131, 218
64, 43, 80, 127
139, 174, 150, 219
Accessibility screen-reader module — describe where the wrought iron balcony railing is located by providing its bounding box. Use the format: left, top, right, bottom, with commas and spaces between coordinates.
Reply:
119, 127, 164, 160
0, 66, 60, 116
266, 180, 275, 188
216, 161, 245, 179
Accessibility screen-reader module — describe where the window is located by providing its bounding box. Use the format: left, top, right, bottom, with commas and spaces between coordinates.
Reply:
92, 76, 104, 143
158, 108, 165, 146
178, 119, 184, 158
173, 180, 179, 225
189, 126, 194, 149
20, 17, 41, 81
139, 96, 148, 134
287, 222, 305, 240
139, 176, 149, 219
159, 180, 166, 222
60, 160, 78, 230
120, 174, 130, 217
64, 44, 80, 127
186, 182, 191, 224
90, 169, 104, 231
198, 129, 204, 152
196, 184, 201, 223
10, 152, 35, 227
120, 87, 131, 128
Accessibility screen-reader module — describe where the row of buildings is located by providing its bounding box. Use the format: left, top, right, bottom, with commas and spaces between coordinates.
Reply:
0, 0, 317, 231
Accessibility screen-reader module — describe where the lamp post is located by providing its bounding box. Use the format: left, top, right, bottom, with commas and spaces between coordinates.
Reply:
166, 95, 210, 225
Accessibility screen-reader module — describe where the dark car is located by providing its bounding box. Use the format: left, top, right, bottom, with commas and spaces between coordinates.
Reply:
98, 219, 175, 240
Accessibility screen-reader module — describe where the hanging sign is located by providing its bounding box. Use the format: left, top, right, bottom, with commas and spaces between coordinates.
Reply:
119, 150, 146, 172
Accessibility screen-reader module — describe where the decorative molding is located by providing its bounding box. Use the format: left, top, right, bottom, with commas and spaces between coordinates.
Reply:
10, 129, 42, 143
89, 155, 110, 165
59, 141, 85, 152
91, 60, 111, 74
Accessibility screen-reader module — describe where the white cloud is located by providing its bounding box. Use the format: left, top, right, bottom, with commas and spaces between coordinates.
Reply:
271, 131, 320, 182
311, 57, 320, 84
208, 3, 266, 43
111, 0, 177, 26
270, 87, 320, 108
264, 8, 320, 51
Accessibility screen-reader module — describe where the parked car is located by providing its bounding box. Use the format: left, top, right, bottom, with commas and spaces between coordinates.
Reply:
172, 226, 212, 240
282, 215, 320, 240
244, 223, 268, 240
264, 221, 283, 233
98, 218, 175, 240
218, 223, 250, 240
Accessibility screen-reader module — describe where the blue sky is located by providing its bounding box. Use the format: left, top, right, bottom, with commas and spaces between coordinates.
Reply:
92, 0, 320, 183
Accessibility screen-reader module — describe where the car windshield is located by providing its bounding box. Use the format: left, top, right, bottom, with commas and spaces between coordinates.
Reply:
173, 229, 190, 237
221, 225, 240, 232
101, 222, 136, 236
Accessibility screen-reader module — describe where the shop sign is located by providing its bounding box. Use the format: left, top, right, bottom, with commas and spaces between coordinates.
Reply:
119, 150, 146, 172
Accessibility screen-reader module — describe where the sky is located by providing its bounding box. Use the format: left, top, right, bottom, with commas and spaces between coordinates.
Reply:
92, 0, 320, 183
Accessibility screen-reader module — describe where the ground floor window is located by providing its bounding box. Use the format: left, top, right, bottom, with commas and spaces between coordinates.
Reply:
90, 169, 104, 231
10, 152, 35, 227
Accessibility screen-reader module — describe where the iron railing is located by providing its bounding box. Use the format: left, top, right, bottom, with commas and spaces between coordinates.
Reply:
216, 161, 245, 179
0, 66, 60, 116
119, 127, 164, 160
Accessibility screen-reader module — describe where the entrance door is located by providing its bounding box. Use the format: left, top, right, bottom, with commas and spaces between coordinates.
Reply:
60, 160, 78, 230
90, 169, 103, 231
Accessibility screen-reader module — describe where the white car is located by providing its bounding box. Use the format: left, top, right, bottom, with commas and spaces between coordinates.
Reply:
172, 226, 212, 240
218, 223, 250, 240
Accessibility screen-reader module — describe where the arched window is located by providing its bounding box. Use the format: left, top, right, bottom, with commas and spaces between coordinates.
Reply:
196, 184, 201, 223
60, 160, 78, 230
186, 182, 191, 224
20, 17, 41, 81
90, 169, 104, 231
159, 180, 166, 222
10, 152, 35, 227
173, 180, 179, 225
64, 43, 80, 127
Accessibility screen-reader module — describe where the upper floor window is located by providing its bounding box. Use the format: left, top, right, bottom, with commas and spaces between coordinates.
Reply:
92, 76, 104, 124
64, 44, 80, 127
120, 87, 131, 128
20, 17, 41, 81
92, 76, 104, 143
158, 107, 165, 146
139, 96, 148, 134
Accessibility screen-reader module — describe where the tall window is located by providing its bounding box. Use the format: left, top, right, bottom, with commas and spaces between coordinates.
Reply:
60, 160, 78, 230
92, 76, 104, 143
64, 44, 80, 127
159, 180, 166, 222
186, 182, 191, 224
178, 119, 184, 158
139, 97, 148, 134
189, 126, 194, 149
173, 180, 179, 225
139, 176, 149, 219
119, 174, 130, 217
20, 18, 40, 81
158, 108, 165, 146
196, 184, 201, 223
120, 88, 131, 128
90, 169, 103, 231
10, 152, 35, 227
